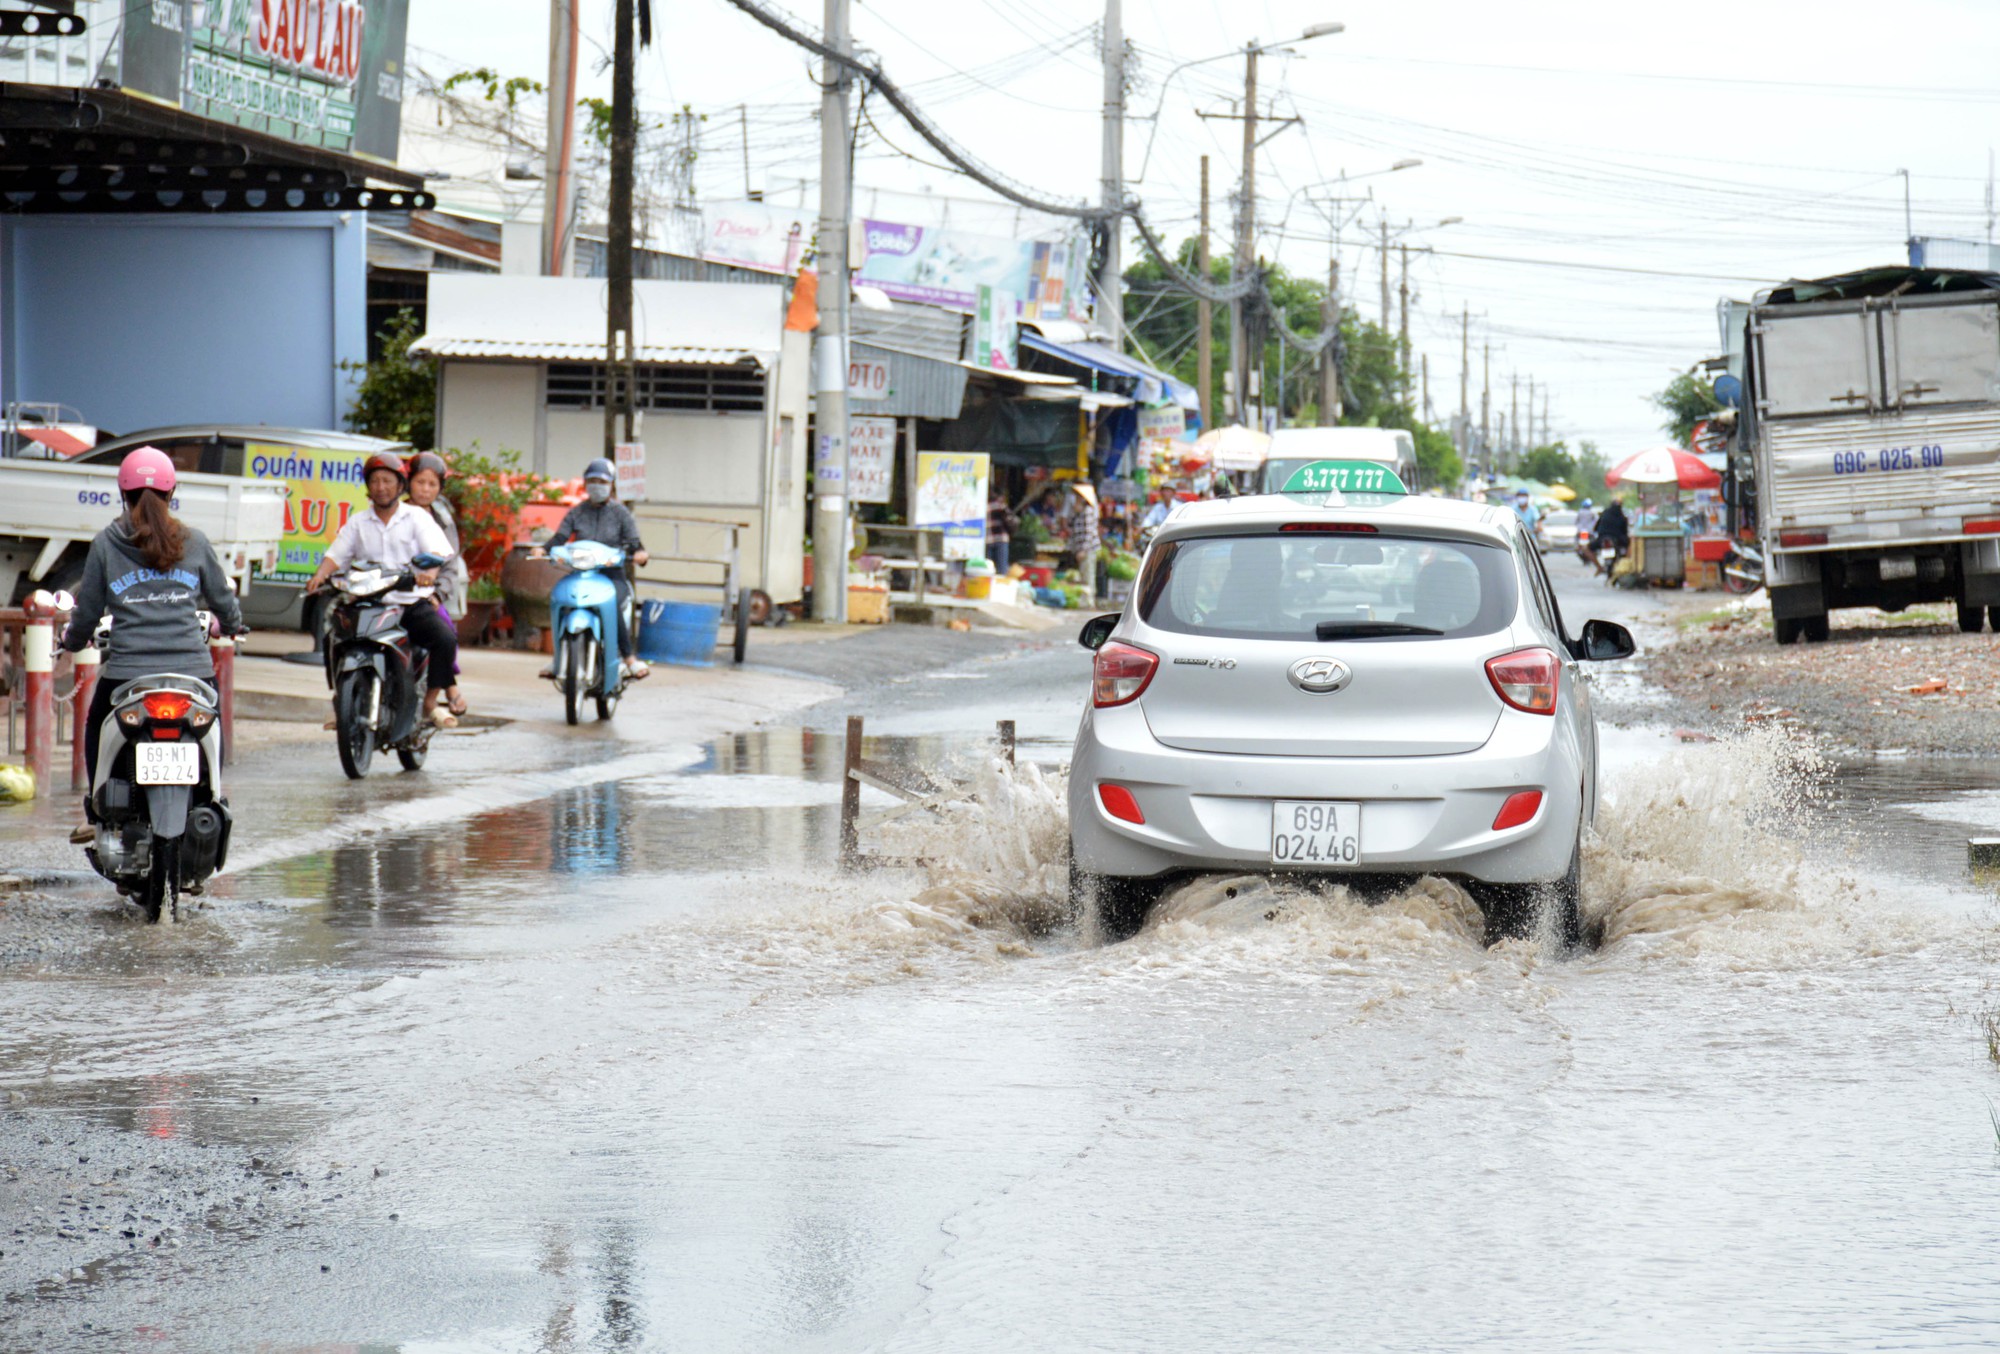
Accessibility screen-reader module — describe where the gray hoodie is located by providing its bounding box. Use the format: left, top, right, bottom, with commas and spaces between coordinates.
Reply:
60, 519, 244, 682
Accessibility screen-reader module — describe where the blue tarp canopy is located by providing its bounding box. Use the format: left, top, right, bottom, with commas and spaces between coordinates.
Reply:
1017, 333, 1200, 412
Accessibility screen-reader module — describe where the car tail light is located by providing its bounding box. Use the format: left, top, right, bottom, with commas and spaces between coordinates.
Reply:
1778, 530, 1828, 548
1965, 519, 2000, 535
1485, 648, 1559, 715
1279, 522, 1377, 533
1093, 641, 1159, 708
143, 692, 192, 721
1097, 783, 1146, 824
1492, 789, 1544, 831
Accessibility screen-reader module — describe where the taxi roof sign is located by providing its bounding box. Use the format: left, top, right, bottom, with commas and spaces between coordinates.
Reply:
1281, 460, 1408, 495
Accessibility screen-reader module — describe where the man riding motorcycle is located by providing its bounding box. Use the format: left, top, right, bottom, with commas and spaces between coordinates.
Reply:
59, 447, 246, 840
541, 458, 651, 680
305, 452, 464, 726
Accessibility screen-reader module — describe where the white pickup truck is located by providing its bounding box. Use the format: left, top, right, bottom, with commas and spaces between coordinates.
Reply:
0, 457, 286, 606
1739, 268, 2000, 644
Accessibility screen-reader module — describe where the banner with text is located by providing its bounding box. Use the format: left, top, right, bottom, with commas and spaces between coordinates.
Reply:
849, 417, 895, 505
914, 452, 990, 561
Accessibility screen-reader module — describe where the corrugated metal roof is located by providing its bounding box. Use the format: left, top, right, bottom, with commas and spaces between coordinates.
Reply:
418, 338, 767, 365
962, 363, 1077, 387
412, 275, 784, 366
847, 342, 967, 418
852, 305, 967, 362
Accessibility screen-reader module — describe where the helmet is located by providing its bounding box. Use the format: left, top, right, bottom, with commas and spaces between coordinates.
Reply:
583, 458, 616, 483
1581, 498, 1594, 508
407, 452, 448, 480
363, 452, 408, 486
118, 446, 177, 495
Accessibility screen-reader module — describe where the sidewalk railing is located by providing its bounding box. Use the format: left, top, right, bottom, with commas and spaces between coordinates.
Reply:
0, 604, 236, 797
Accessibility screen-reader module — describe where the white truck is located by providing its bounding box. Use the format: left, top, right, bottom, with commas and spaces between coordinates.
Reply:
1737, 268, 2000, 644
0, 457, 286, 606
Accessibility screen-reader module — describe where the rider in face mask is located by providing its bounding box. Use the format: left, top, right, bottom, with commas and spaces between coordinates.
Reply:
544, 458, 652, 678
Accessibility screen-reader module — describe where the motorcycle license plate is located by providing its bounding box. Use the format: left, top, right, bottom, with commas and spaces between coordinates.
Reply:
1271, 801, 1361, 866
135, 743, 199, 786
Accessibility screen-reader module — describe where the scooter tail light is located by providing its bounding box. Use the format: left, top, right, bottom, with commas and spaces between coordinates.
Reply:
1485, 647, 1559, 715
1092, 641, 1159, 708
142, 692, 192, 721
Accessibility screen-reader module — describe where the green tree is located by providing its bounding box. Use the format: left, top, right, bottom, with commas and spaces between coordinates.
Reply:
343, 309, 436, 450
1519, 442, 1576, 485
1652, 372, 1721, 443
1571, 439, 1611, 501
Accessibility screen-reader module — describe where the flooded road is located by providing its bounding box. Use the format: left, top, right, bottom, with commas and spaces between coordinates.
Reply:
6, 560, 2000, 1351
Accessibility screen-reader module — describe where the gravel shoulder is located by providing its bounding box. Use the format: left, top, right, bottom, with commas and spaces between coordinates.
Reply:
1638, 595, 2000, 756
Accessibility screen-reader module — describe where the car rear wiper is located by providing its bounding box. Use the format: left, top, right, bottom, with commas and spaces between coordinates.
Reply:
1313, 620, 1445, 639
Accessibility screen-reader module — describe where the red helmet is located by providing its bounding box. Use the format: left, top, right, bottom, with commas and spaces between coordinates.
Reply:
118, 446, 176, 495
363, 452, 408, 486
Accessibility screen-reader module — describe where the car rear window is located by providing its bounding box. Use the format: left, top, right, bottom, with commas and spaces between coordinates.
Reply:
1137, 533, 1518, 641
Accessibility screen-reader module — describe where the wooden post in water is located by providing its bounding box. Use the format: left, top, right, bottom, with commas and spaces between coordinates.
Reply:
997, 719, 1015, 767
839, 714, 863, 868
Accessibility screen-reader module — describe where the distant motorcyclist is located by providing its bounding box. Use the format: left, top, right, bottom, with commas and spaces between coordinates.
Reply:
1590, 498, 1630, 574
59, 447, 245, 838
305, 452, 462, 726
543, 459, 651, 679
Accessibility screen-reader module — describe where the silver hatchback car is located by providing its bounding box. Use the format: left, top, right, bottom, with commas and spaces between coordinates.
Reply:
1067, 475, 1635, 945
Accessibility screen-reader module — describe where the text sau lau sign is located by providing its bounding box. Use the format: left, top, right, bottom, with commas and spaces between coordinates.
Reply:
848, 418, 895, 505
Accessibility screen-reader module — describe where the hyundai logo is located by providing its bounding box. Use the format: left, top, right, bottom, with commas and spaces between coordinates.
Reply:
1288, 656, 1353, 693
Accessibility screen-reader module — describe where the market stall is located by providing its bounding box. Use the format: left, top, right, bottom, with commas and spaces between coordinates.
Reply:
1604, 444, 1722, 587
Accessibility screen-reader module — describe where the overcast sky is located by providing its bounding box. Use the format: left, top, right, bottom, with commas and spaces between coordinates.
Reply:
409, 0, 2000, 454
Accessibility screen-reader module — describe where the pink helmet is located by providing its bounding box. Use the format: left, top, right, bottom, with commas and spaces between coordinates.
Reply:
118, 446, 177, 495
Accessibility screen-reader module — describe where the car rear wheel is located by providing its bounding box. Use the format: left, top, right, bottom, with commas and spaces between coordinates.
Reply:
1471, 843, 1583, 952
1067, 853, 1157, 942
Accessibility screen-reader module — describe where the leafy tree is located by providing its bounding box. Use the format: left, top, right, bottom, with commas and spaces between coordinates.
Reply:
440, 446, 548, 585
1571, 439, 1612, 501
343, 309, 436, 451
1408, 422, 1463, 489
1652, 373, 1721, 443
1519, 442, 1576, 486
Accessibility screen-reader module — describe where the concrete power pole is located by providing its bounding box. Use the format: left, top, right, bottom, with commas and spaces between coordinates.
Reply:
1527, 375, 1537, 452
1231, 45, 1259, 427
1542, 386, 1550, 448
811, 0, 853, 622
1098, 0, 1123, 348
601, 0, 636, 458
543, 0, 579, 277
1378, 218, 1391, 334
1421, 353, 1431, 424
1397, 242, 1411, 405
1480, 342, 1490, 476
1458, 305, 1470, 463
1197, 156, 1212, 428
1509, 372, 1520, 465
1319, 259, 1340, 426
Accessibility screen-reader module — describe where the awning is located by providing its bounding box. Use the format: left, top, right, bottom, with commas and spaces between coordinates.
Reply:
845, 342, 967, 418
1017, 333, 1199, 411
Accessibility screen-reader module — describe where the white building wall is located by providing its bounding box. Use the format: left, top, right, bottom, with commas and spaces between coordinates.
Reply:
438, 362, 539, 462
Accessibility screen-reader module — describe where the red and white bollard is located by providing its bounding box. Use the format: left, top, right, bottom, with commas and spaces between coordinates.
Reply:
21, 598, 54, 798
70, 644, 99, 794
209, 634, 236, 767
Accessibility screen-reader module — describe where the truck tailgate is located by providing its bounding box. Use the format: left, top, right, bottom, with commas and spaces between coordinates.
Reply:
1764, 407, 2000, 528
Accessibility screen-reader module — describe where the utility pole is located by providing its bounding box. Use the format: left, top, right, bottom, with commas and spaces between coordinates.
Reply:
1509, 372, 1519, 464
1527, 375, 1537, 451
1098, 0, 1123, 348
1458, 305, 1470, 464
1480, 342, 1491, 478
1197, 155, 1212, 428
1230, 44, 1259, 428
1397, 242, 1411, 405
1319, 259, 1340, 426
1542, 386, 1550, 448
601, 0, 636, 458
1378, 218, 1391, 332
542, 0, 579, 276
1421, 353, 1431, 424
810, 0, 852, 622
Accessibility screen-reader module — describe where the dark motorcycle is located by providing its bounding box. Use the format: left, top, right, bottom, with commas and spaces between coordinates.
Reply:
81, 616, 234, 923
325, 556, 446, 780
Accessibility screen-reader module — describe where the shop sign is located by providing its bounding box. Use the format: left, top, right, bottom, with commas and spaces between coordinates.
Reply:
859, 220, 1090, 322
120, 0, 410, 161
614, 442, 646, 503
974, 286, 1018, 370
849, 417, 895, 504
914, 452, 991, 561
702, 200, 813, 275
1139, 405, 1186, 442
247, 442, 369, 582
849, 357, 890, 401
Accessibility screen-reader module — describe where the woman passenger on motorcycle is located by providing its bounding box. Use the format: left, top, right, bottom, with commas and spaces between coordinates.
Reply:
405, 452, 473, 711
59, 447, 245, 834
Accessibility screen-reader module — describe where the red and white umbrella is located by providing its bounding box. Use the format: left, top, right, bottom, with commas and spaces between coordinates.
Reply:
1604, 444, 1721, 490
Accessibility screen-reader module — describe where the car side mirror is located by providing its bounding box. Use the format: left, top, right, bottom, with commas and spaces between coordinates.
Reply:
1078, 613, 1119, 651
1578, 618, 1636, 662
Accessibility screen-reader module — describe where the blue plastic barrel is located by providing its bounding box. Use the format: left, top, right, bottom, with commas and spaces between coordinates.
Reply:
638, 600, 722, 668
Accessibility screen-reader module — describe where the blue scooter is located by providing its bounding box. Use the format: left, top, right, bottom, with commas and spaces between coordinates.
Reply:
547, 541, 633, 724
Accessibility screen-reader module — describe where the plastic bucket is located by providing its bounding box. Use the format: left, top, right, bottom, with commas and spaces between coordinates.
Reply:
639, 600, 721, 667
964, 575, 992, 600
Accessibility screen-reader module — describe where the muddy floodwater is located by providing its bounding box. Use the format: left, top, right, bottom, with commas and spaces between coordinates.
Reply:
7, 640, 2000, 1348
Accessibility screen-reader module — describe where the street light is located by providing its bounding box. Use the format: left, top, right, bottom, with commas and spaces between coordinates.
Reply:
1133, 21, 1345, 183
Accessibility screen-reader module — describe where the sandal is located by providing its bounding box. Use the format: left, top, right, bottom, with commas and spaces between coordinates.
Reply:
447, 692, 469, 717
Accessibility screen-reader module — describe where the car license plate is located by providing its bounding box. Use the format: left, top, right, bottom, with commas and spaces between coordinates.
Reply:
1271, 801, 1360, 866
134, 744, 199, 786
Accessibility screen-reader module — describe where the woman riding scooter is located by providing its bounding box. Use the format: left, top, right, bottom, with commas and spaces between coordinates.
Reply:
540, 459, 651, 680
59, 447, 245, 841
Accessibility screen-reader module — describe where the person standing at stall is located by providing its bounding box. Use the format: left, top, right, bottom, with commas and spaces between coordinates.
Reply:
985, 489, 1017, 575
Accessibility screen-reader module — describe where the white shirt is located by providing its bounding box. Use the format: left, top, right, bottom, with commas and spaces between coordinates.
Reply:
323, 502, 454, 605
